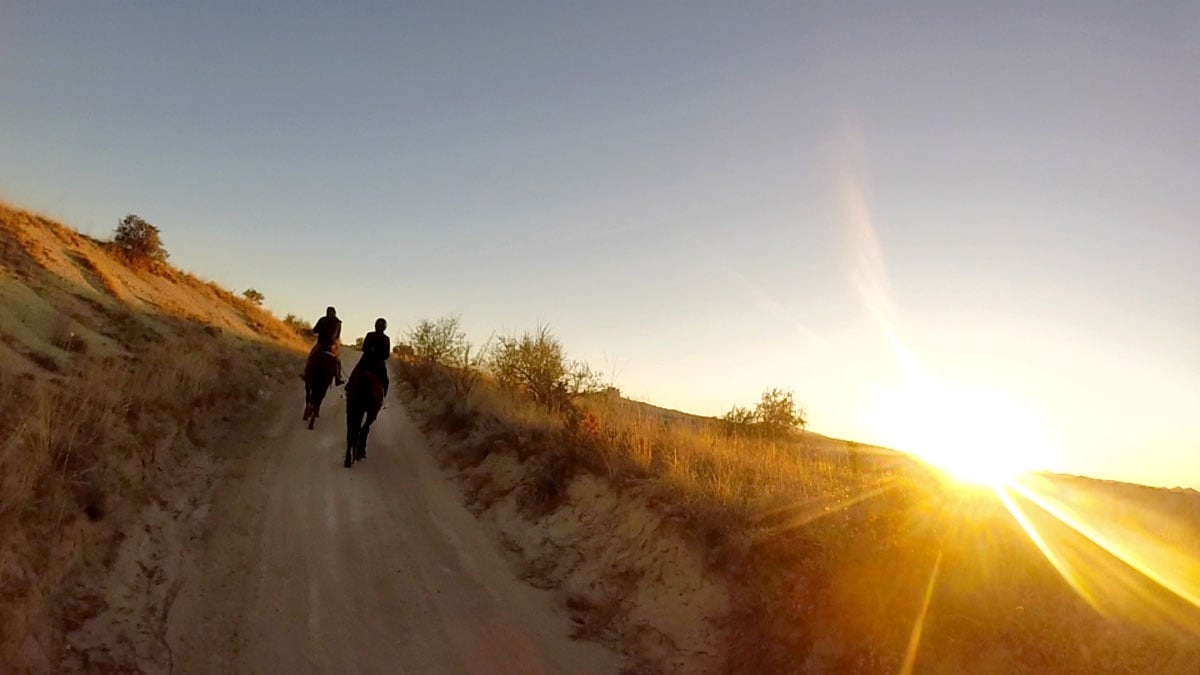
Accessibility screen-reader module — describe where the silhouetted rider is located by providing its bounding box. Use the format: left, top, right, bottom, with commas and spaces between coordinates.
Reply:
353, 317, 391, 395
310, 306, 345, 386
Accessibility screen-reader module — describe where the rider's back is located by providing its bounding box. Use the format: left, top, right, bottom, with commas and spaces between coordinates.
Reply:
313, 316, 342, 346
361, 331, 390, 363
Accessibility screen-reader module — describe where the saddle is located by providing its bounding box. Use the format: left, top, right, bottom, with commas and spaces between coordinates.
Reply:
304, 343, 340, 379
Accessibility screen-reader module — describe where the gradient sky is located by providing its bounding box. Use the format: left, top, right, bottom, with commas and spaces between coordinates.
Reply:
2, 2, 1197, 488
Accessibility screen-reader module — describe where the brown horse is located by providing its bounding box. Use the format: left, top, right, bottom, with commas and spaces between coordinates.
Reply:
302, 348, 339, 430
344, 367, 385, 468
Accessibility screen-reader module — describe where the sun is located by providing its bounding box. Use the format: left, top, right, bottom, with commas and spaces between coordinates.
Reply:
872, 378, 1054, 487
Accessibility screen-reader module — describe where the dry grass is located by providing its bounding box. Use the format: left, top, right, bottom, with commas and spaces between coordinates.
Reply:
0, 325, 297, 666
0, 332, 279, 523
424, 368, 890, 530
579, 394, 870, 510
0, 198, 306, 668
399, 359, 1200, 674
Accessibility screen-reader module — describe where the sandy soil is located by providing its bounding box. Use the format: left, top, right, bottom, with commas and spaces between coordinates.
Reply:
420, 431, 730, 674
149, 367, 627, 674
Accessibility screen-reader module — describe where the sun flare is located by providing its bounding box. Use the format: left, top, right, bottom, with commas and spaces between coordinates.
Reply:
873, 379, 1054, 487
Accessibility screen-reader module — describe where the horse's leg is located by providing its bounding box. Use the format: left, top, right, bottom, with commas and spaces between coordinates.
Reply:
310, 384, 329, 430
344, 405, 360, 468
357, 408, 378, 460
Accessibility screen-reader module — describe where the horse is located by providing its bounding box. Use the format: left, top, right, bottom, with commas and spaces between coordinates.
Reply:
344, 366, 385, 468
302, 347, 339, 430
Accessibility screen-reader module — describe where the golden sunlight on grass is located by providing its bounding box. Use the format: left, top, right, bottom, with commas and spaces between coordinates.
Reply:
401, 355, 1200, 672
872, 378, 1054, 487
998, 474, 1200, 635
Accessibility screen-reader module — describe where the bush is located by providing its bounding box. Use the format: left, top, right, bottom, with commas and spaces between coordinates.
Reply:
755, 387, 806, 433
242, 289, 265, 306
112, 214, 169, 264
722, 388, 807, 438
564, 360, 604, 397
407, 315, 468, 365
282, 314, 311, 338
489, 325, 567, 405
721, 404, 756, 435
488, 324, 599, 407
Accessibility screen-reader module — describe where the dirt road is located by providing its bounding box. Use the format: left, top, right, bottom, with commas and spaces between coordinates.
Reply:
163, 367, 627, 674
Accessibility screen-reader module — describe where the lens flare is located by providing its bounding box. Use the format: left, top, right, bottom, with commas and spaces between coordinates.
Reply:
900, 549, 943, 675
872, 379, 1053, 487
834, 124, 1200, 654
998, 475, 1200, 633
836, 127, 1053, 488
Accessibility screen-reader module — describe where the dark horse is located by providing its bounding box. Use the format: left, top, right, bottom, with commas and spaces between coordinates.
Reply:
302, 348, 338, 430
344, 367, 385, 468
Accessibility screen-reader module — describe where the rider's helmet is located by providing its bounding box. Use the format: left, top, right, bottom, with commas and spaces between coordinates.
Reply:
375, 317, 387, 332
326, 306, 337, 317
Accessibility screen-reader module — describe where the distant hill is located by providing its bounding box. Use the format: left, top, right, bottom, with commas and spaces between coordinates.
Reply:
581, 388, 908, 463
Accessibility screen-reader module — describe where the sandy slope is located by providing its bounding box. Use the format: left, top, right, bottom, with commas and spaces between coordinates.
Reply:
162, 365, 627, 675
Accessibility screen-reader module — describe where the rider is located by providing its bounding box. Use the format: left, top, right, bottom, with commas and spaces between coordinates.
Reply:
352, 317, 391, 395
309, 306, 345, 386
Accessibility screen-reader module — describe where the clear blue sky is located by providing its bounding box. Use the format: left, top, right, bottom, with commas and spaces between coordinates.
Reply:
2, 2, 1197, 488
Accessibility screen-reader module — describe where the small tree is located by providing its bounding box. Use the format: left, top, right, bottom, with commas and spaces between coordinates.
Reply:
243, 288, 265, 306
407, 315, 469, 366
755, 388, 806, 434
721, 388, 807, 438
113, 214, 169, 264
488, 324, 568, 406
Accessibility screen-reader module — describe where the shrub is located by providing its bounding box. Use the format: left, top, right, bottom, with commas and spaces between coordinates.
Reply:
722, 388, 807, 438
242, 289, 265, 306
407, 315, 468, 365
281, 314, 311, 338
721, 404, 756, 436
488, 325, 568, 406
755, 387, 806, 433
112, 214, 169, 264
564, 360, 604, 397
